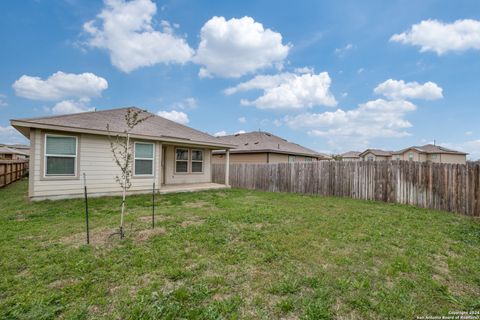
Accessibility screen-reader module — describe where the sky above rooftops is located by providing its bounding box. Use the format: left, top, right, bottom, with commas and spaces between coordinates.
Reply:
0, 0, 479, 159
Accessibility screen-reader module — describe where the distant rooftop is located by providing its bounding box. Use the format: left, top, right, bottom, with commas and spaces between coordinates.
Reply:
341, 151, 361, 158
359, 149, 393, 157
214, 131, 331, 159
393, 144, 467, 155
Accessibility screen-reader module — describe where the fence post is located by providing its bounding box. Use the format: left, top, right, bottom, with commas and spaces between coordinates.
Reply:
83, 173, 90, 245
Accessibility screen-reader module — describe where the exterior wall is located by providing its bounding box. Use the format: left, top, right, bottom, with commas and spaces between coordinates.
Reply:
393, 150, 425, 162
438, 153, 466, 164
212, 153, 268, 164
30, 129, 212, 200
268, 153, 288, 163
212, 152, 319, 164
361, 152, 390, 161
163, 145, 212, 185
392, 150, 466, 164
342, 157, 359, 161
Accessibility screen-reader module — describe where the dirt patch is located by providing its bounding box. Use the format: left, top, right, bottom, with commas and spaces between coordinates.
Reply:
15, 214, 27, 221
183, 200, 210, 208
48, 278, 79, 289
16, 268, 30, 278
138, 215, 172, 223
134, 227, 166, 242
61, 228, 120, 247
433, 254, 449, 276
181, 218, 205, 228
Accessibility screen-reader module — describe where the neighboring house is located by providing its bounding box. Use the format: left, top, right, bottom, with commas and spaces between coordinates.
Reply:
359, 149, 392, 161
391, 144, 467, 164
10, 107, 236, 201
212, 131, 331, 164
0, 145, 29, 160
4, 144, 30, 153
340, 151, 361, 161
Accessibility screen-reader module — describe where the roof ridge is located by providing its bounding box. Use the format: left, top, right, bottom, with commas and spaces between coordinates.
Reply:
11, 106, 137, 122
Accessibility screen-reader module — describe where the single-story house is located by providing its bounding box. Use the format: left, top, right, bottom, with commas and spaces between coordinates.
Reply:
391, 144, 467, 164
0, 145, 29, 160
359, 149, 392, 161
10, 107, 236, 201
211, 131, 331, 164
340, 151, 361, 161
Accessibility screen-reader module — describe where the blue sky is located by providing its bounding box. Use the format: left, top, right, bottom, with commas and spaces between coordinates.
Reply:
1, 0, 480, 159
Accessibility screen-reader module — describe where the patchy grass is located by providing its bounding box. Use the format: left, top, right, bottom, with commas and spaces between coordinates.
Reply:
0, 179, 479, 319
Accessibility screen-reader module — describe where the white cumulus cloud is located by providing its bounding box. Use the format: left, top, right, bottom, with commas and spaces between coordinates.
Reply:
374, 79, 443, 100
443, 140, 480, 160
0, 126, 28, 144
171, 97, 197, 110
12, 71, 108, 101
285, 99, 417, 149
213, 130, 245, 137
225, 70, 337, 110
213, 130, 228, 137
84, 0, 193, 72
157, 110, 189, 125
50, 100, 95, 115
194, 16, 290, 78
391, 19, 480, 55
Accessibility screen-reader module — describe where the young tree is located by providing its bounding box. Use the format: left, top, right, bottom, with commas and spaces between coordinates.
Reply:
107, 108, 152, 238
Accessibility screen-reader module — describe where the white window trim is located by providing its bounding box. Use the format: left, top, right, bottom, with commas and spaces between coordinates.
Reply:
44, 134, 78, 177
175, 147, 189, 174
133, 142, 155, 177
191, 149, 204, 173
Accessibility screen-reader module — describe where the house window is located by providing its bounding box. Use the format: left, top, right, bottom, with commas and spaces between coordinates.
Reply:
396, 156, 400, 160
408, 153, 414, 161
175, 148, 189, 173
288, 155, 296, 163
45, 135, 77, 176
367, 156, 374, 161
191, 149, 203, 173
430, 154, 437, 159
305, 157, 313, 162
134, 142, 154, 176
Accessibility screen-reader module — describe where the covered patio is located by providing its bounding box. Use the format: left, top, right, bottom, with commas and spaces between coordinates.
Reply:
159, 182, 230, 194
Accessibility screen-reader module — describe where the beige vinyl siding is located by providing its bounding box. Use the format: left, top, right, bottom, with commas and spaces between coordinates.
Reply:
212, 153, 268, 164
362, 152, 390, 161
31, 130, 159, 200
437, 153, 466, 164
396, 150, 425, 162
212, 152, 321, 164
163, 145, 212, 185
30, 130, 213, 200
268, 153, 288, 163
394, 150, 465, 164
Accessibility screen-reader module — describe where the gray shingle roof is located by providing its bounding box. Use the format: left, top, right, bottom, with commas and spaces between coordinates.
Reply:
340, 151, 361, 158
11, 107, 234, 148
214, 131, 331, 159
0, 146, 29, 156
393, 144, 467, 155
359, 149, 393, 157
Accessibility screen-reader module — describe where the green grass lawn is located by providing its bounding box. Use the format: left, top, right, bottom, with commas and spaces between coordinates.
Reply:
0, 179, 479, 319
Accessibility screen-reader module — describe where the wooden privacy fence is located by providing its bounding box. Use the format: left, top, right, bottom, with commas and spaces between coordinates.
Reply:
0, 160, 29, 188
212, 161, 480, 217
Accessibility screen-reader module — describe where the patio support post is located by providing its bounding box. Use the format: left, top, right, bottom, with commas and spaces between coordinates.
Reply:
225, 149, 230, 187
